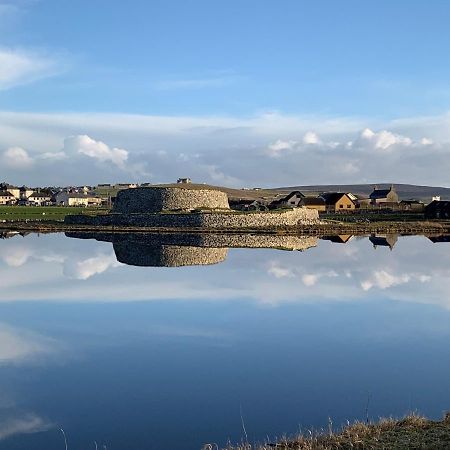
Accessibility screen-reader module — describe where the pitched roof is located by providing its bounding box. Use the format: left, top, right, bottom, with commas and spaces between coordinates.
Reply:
320, 192, 353, 205
59, 192, 100, 198
0, 190, 14, 197
369, 186, 396, 199
302, 197, 325, 205
29, 192, 51, 198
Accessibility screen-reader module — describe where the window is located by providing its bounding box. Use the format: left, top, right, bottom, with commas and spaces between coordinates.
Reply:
339, 204, 343, 209
347, 204, 352, 208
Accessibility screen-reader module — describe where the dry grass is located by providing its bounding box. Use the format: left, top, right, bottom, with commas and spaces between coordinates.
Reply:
213, 413, 450, 450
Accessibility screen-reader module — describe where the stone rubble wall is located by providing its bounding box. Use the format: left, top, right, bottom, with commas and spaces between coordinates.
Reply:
65, 207, 319, 229
113, 187, 230, 213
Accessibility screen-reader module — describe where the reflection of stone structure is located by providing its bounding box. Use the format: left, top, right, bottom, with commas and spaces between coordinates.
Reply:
114, 243, 227, 267
65, 232, 318, 267
113, 186, 230, 213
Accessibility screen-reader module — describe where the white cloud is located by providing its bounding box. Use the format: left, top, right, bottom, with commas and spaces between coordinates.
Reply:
1, 146, 34, 169
359, 128, 412, 150
38, 151, 67, 161
420, 137, 433, 145
0, 48, 60, 90
266, 139, 298, 157
0, 110, 449, 186
64, 135, 129, 169
303, 131, 320, 145
154, 75, 237, 90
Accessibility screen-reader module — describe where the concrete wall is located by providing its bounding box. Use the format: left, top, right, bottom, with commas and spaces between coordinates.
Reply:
113, 187, 230, 213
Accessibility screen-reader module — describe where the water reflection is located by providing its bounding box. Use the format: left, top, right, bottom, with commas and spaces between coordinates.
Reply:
65, 232, 318, 267
0, 231, 449, 449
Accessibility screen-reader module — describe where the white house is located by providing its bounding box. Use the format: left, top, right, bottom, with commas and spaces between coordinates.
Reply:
0, 190, 16, 205
55, 192, 102, 207
28, 192, 52, 206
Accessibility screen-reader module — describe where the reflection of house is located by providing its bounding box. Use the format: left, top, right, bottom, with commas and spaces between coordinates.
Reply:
428, 235, 450, 243
321, 192, 356, 213
369, 233, 398, 250
321, 235, 354, 244
28, 192, 52, 206
425, 200, 450, 219
369, 185, 399, 205
0, 190, 16, 205
270, 191, 305, 209
55, 192, 102, 206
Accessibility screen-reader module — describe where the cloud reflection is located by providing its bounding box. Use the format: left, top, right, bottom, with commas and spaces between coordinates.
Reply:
0, 232, 449, 309
0, 324, 59, 366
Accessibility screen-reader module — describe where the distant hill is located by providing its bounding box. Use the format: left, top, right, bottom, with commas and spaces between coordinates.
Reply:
270, 183, 450, 202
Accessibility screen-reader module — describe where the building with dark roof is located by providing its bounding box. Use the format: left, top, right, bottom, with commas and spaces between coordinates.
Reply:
369, 185, 399, 205
269, 191, 305, 209
425, 200, 450, 219
320, 192, 356, 213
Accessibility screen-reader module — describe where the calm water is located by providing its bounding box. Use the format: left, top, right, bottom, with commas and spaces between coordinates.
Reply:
0, 232, 449, 449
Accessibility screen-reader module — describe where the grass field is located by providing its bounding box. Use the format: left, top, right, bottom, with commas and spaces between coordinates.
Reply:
0, 206, 109, 221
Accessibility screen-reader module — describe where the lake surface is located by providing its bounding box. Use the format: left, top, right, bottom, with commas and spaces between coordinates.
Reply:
0, 231, 449, 449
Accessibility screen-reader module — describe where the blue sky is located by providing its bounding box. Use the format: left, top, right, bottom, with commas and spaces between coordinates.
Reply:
1, 0, 450, 186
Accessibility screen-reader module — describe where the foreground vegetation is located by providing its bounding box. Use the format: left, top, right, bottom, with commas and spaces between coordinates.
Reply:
217, 413, 450, 450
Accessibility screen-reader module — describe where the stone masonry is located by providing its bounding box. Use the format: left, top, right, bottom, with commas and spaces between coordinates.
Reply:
113, 186, 230, 213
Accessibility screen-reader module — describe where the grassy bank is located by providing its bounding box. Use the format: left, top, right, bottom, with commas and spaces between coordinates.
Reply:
0, 219, 448, 235
219, 413, 450, 449
0, 206, 109, 222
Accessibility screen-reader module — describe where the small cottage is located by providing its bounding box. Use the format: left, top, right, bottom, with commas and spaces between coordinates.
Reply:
0, 190, 16, 205
320, 192, 356, 213
28, 192, 52, 206
369, 185, 399, 205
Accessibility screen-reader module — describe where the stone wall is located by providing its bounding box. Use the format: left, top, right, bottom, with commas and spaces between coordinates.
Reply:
113, 186, 230, 213
65, 207, 319, 229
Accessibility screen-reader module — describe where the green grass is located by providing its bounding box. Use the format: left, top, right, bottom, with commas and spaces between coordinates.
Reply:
0, 206, 109, 221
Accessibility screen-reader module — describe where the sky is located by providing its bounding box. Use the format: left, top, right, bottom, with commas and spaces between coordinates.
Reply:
1, 0, 450, 187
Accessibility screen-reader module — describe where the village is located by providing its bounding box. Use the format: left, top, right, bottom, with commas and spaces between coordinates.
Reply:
0, 178, 449, 220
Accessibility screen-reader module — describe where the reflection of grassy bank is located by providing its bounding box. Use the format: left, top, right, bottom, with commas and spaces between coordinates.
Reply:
220, 413, 450, 449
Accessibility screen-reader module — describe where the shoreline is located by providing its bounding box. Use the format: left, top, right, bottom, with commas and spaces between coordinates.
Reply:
1, 220, 449, 236
217, 413, 450, 450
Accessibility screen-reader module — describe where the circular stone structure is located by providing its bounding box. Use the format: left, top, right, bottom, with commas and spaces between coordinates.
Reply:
113, 185, 230, 214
